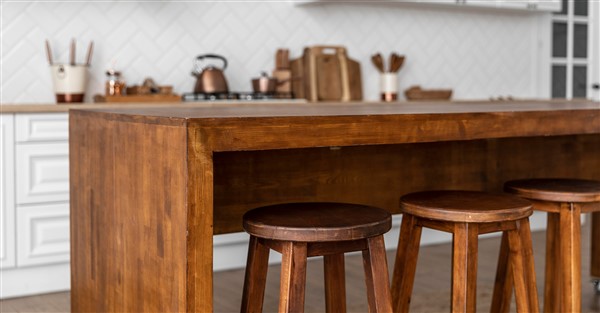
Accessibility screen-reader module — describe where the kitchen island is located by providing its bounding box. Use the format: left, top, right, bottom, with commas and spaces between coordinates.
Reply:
69, 100, 599, 312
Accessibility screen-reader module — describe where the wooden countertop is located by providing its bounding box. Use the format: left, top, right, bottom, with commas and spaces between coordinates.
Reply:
3, 99, 596, 114
71, 99, 599, 151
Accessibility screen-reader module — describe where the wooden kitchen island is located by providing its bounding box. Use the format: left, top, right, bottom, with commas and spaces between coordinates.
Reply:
69, 100, 600, 312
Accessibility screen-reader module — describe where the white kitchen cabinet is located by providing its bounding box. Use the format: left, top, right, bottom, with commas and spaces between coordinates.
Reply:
1, 115, 16, 269
16, 113, 68, 143
1, 113, 70, 299
16, 143, 70, 204
17, 202, 70, 267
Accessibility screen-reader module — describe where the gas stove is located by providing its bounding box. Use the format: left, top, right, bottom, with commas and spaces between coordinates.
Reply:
181, 92, 295, 102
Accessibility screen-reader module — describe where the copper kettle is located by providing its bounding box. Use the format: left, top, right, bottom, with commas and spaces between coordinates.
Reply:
191, 54, 229, 93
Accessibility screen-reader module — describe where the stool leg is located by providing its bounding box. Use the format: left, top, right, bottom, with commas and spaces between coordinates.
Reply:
592, 212, 600, 279
279, 242, 308, 313
324, 253, 346, 313
507, 225, 530, 313
559, 203, 581, 313
391, 214, 422, 313
363, 235, 393, 313
544, 213, 560, 313
518, 218, 539, 313
490, 232, 512, 313
451, 223, 478, 313
241, 236, 270, 313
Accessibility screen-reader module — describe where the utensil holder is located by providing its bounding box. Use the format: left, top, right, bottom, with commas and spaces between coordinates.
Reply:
50, 64, 88, 103
380, 73, 398, 102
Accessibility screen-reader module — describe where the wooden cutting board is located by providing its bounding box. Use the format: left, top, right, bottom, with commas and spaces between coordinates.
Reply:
291, 46, 362, 102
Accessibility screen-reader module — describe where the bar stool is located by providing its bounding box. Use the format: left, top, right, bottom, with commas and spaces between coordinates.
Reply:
391, 190, 539, 313
240, 202, 393, 313
501, 178, 600, 313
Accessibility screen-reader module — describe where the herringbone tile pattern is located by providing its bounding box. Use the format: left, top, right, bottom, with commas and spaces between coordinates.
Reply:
1, 2, 542, 103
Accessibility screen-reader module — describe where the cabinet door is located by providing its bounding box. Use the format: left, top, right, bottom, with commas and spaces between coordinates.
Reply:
17, 202, 70, 267
16, 143, 69, 204
16, 113, 68, 143
1, 115, 16, 269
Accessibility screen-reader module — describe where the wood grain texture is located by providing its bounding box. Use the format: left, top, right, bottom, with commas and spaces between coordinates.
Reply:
544, 213, 561, 313
69, 101, 600, 312
559, 203, 582, 313
362, 236, 393, 313
241, 236, 270, 313
279, 242, 308, 313
505, 178, 600, 203
400, 190, 532, 223
69, 111, 188, 312
593, 212, 600, 278
391, 214, 422, 313
324, 254, 347, 313
490, 232, 513, 313
242, 203, 391, 242
213, 135, 600, 235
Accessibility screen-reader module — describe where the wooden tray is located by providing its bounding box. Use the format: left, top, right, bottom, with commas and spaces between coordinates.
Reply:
404, 86, 452, 101
94, 94, 181, 103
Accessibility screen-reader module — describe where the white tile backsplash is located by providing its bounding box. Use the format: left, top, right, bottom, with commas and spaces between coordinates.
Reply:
1, 1, 551, 103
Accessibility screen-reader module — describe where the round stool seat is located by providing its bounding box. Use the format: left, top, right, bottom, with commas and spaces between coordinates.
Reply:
243, 202, 391, 242
400, 190, 532, 223
505, 178, 600, 203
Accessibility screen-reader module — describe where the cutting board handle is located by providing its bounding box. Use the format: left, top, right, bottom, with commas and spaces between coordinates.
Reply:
307, 46, 348, 57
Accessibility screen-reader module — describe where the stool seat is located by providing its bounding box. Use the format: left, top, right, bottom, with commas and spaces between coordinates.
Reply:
243, 202, 391, 242
400, 190, 532, 223
505, 178, 600, 203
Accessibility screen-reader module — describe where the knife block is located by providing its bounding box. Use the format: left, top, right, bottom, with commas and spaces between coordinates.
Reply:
291, 46, 362, 102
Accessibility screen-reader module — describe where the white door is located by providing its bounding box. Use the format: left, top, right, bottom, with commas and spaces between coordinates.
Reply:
551, 0, 600, 100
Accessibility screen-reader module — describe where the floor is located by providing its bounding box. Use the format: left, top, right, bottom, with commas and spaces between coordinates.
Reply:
2, 224, 599, 313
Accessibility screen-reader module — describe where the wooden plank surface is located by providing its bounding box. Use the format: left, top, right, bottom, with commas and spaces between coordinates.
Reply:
69, 101, 600, 312
70, 111, 188, 312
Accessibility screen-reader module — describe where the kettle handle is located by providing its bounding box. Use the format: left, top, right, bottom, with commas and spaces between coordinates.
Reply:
195, 54, 228, 70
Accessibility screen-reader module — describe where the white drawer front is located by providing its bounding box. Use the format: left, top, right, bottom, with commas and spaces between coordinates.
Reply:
16, 113, 68, 143
16, 143, 69, 204
17, 203, 70, 267
1, 115, 16, 269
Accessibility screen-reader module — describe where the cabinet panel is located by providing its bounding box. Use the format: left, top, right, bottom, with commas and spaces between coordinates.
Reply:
17, 202, 70, 267
1, 115, 16, 269
16, 113, 68, 143
16, 143, 69, 204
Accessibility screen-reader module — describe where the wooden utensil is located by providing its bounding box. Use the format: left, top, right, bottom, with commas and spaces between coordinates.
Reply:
70, 38, 76, 65
371, 53, 385, 73
85, 41, 94, 66
389, 53, 405, 73
45, 40, 53, 65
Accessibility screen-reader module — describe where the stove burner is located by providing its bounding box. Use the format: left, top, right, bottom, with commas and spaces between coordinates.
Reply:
182, 92, 294, 102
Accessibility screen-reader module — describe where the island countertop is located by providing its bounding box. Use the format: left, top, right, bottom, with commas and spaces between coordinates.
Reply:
69, 99, 600, 312
71, 99, 600, 151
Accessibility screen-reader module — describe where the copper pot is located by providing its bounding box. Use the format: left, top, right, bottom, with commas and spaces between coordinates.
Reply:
252, 72, 279, 94
191, 54, 229, 93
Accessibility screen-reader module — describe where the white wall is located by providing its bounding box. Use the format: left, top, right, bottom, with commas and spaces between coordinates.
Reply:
1, 1, 555, 271
1, 1, 551, 103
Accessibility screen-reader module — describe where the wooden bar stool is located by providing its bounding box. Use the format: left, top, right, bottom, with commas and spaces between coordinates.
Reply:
240, 202, 393, 313
391, 190, 539, 313
500, 178, 600, 313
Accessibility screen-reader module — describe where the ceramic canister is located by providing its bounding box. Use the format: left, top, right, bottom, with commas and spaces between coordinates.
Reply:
50, 64, 87, 103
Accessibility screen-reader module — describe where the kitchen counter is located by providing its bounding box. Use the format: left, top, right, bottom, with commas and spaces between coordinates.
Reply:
69, 100, 599, 312
1, 98, 594, 114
